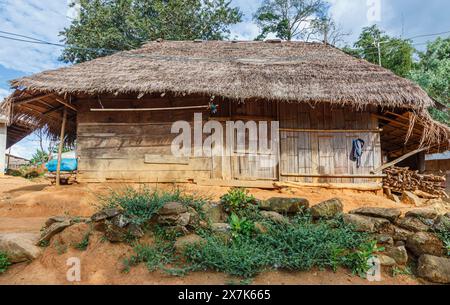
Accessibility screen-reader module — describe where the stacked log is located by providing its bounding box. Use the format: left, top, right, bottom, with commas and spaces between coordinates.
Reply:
45, 171, 78, 185
383, 167, 447, 198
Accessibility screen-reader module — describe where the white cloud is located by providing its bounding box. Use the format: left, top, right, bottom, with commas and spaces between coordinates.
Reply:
0, 88, 10, 101
0, 0, 71, 73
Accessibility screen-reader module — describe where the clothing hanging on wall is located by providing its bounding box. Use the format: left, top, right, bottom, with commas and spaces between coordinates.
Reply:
350, 139, 365, 168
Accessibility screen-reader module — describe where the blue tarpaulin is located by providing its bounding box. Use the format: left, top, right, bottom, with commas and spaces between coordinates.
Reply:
46, 159, 78, 172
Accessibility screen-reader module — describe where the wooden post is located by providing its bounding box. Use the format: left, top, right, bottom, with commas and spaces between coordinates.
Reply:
56, 107, 68, 187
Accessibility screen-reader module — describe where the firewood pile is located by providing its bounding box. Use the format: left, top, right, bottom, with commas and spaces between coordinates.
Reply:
383, 166, 447, 198
44, 171, 77, 185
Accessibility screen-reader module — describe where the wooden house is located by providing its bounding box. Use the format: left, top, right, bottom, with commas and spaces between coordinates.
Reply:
1, 41, 449, 188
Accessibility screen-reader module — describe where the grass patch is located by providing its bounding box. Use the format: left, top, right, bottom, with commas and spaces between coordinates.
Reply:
184, 215, 376, 278
74, 230, 92, 251
125, 214, 377, 279
0, 252, 11, 274
220, 188, 257, 215
98, 187, 207, 227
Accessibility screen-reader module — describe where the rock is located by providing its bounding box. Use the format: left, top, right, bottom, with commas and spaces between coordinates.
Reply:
342, 214, 390, 233
395, 217, 430, 232
211, 223, 231, 233
45, 216, 70, 227
446, 212, 450, 218
157, 213, 191, 227
377, 254, 397, 267
104, 220, 128, 243
202, 203, 227, 223
91, 208, 121, 222
374, 234, 394, 246
0, 233, 41, 263
405, 209, 438, 220
401, 191, 423, 206
384, 246, 408, 265
417, 255, 450, 284
260, 197, 309, 214
260, 211, 288, 224
350, 207, 401, 223
406, 232, 444, 257
432, 215, 450, 232
392, 226, 414, 241
37, 220, 72, 245
387, 193, 401, 204
254, 222, 268, 234
174, 234, 206, 254
158, 202, 187, 216
395, 241, 406, 247
127, 224, 144, 239
111, 214, 131, 228
310, 198, 343, 219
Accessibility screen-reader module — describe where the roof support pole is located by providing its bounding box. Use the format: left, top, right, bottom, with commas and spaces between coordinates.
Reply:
56, 107, 67, 187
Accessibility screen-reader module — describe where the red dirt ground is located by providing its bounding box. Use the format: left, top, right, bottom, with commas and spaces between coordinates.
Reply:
0, 175, 447, 285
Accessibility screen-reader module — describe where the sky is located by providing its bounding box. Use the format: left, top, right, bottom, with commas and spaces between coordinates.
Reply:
1, 0, 450, 159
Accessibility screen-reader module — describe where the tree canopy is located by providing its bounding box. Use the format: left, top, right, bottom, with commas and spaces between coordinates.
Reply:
409, 38, 450, 125
345, 25, 414, 78
60, 0, 242, 63
253, 0, 328, 41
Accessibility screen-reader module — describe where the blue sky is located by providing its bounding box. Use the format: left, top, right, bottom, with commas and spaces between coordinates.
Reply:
1, 0, 450, 158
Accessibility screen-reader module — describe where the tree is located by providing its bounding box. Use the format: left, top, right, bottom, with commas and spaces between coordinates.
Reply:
409, 37, 450, 125
346, 25, 414, 77
60, 0, 242, 63
307, 16, 349, 46
253, 0, 328, 41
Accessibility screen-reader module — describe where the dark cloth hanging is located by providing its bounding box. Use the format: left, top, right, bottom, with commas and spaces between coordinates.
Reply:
350, 139, 365, 168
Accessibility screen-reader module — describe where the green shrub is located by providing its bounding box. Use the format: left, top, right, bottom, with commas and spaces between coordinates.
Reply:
229, 213, 255, 239
99, 187, 206, 226
123, 242, 174, 273
0, 252, 11, 274
184, 215, 376, 278
220, 188, 257, 215
74, 230, 92, 251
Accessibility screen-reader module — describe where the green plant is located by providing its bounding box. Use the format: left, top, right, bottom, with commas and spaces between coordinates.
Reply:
54, 241, 68, 255
229, 214, 255, 239
123, 242, 174, 273
220, 188, 257, 214
183, 215, 375, 279
0, 252, 11, 274
392, 266, 413, 277
74, 230, 92, 251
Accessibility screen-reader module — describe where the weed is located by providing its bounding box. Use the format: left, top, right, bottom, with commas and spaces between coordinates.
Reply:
74, 230, 92, 251
229, 214, 255, 239
38, 240, 50, 248
123, 242, 174, 273
184, 216, 376, 279
220, 188, 257, 215
0, 252, 10, 274
54, 241, 68, 255
392, 266, 413, 277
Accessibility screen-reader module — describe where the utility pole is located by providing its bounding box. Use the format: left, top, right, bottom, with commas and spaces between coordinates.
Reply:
375, 40, 382, 66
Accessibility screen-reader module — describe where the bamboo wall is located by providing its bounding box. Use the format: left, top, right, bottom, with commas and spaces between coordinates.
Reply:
76, 96, 382, 184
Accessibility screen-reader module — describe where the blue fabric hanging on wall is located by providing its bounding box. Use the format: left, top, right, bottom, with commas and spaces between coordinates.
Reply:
350, 139, 365, 168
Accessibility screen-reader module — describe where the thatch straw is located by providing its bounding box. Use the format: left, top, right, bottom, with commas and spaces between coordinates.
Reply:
10, 41, 435, 112
4, 41, 449, 150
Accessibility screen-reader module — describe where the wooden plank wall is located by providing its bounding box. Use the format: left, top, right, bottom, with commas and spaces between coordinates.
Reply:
76, 95, 213, 183
279, 103, 382, 183
76, 96, 382, 184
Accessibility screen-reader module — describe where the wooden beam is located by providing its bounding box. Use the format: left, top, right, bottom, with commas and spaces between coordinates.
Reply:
195, 179, 277, 189
371, 147, 429, 174
280, 128, 382, 133
275, 181, 382, 191
281, 173, 386, 178
56, 107, 68, 187
13, 94, 53, 106
55, 98, 77, 112
91, 105, 209, 112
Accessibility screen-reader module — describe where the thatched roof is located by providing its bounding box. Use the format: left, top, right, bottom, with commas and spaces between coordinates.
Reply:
3, 40, 449, 152
10, 40, 436, 112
